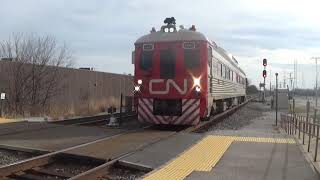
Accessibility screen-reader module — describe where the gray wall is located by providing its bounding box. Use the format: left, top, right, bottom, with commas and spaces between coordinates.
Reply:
0, 60, 133, 118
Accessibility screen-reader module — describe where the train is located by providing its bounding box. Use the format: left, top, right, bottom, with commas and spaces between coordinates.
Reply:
132, 18, 246, 125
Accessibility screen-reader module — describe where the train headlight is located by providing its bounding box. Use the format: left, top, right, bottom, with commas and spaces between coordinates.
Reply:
193, 77, 200, 87
134, 86, 140, 92
137, 79, 142, 85
195, 86, 201, 92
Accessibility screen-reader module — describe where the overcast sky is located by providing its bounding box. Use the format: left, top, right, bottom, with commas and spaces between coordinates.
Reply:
1, 0, 320, 88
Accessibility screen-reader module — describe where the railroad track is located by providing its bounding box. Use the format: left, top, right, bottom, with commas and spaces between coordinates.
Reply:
0, 124, 179, 180
52, 112, 137, 126
0, 98, 255, 180
0, 112, 136, 137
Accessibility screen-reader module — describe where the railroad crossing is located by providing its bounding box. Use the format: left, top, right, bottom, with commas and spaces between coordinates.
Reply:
0, 101, 318, 179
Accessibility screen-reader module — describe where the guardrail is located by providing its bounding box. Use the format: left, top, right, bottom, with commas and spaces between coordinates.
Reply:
281, 114, 320, 161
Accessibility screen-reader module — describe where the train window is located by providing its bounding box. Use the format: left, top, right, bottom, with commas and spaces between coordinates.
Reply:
160, 49, 176, 78
231, 70, 233, 81
222, 65, 225, 78
140, 51, 153, 70
184, 49, 200, 69
225, 66, 228, 79
217, 62, 221, 76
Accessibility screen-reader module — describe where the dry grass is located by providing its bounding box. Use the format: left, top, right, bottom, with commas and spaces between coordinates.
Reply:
0, 118, 20, 124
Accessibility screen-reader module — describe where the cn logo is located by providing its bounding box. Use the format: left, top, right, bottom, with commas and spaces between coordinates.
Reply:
149, 79, 187, 95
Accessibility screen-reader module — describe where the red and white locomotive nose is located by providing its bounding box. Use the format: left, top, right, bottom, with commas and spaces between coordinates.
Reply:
133, 17, 246, 125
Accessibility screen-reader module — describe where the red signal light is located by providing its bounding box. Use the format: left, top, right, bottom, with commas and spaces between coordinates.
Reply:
263, 59, 267, 66
263, 70, 267, 78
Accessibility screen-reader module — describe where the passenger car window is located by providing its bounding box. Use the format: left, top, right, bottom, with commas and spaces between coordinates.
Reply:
222, 65, 225, 78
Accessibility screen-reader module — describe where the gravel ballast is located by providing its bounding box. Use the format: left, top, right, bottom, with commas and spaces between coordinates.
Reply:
0, 148, 37, 166
104, 165, 146, 180
210, 102, 269, 131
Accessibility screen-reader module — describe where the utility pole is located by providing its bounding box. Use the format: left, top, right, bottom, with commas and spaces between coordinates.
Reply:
312, 57, 320, 124
269, 69, 272, 95
289, 73, 293, 90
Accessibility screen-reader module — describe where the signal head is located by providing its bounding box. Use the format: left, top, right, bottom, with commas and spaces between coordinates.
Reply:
263, 58, 267, 66
263, 70, 267, 78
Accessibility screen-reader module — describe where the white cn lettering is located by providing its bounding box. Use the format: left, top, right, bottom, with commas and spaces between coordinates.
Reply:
149, 79, 187, 95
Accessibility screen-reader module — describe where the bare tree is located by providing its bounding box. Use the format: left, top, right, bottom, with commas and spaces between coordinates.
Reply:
0, 33, 73, 116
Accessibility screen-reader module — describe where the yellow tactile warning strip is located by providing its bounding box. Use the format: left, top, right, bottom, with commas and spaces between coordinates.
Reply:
143, 135, 295, 180
222, 135, 296, 144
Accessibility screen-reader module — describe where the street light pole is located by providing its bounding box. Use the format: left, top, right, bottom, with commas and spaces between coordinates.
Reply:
275, 73, 279, 126
312, 57, 320, 125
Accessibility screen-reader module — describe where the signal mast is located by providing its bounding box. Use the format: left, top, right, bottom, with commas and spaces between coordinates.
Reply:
262, 59, 267, 102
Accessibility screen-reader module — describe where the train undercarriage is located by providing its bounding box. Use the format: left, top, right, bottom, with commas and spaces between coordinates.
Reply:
208, 96, 246, 117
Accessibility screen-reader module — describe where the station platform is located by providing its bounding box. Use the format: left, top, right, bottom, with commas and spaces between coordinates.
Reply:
125, 102, 319, 180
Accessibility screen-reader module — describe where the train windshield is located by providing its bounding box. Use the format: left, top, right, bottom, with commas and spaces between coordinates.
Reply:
160, 49, 176, 78
140, 51, 153, 70
184, 49, 200, 69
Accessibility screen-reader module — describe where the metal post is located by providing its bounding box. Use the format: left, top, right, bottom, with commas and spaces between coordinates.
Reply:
275, 73, 279, 126
298, 116, 301, 139
0, 100, 3, 117
308, 122, 312, 152
315, 125, 319, 162
307, 100, 310, 133
286, 115, 288, 133
294, 115, 298, 135
290, 114, 292, 135
119, 93, 123, 126
263, 67, 266, 102
303, 120, 306, 145
288, 114, 290, 134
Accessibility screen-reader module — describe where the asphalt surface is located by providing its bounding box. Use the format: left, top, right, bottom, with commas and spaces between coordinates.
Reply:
119, 133, 203, 169
0, 124, 125, 151
65, 130, 175, 160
